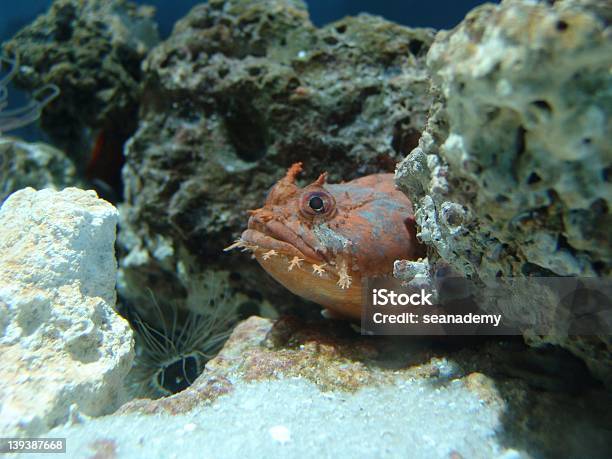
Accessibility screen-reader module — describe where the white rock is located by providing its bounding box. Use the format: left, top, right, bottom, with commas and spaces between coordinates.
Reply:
0, 187, 134, 437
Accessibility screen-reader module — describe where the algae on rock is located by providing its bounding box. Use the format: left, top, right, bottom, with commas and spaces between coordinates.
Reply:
0, 136, 78, 204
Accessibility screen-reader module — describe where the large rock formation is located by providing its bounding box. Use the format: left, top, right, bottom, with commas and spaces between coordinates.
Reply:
395, 0, 611, 382
2, 0, 159, 175
118, 0, 435, 316
0, 188, 133, 437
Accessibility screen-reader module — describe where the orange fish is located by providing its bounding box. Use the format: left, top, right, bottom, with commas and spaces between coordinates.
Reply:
226, 163, 425, 319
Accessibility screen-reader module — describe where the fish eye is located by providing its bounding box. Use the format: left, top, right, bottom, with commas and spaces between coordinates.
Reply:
309, 195, 325, 212
300, 190, 336, 218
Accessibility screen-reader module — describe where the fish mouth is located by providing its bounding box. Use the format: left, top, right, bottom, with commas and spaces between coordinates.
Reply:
240, 218, 325, 263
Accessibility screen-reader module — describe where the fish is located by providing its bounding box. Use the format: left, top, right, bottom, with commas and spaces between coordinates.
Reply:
225, 162, 425, 319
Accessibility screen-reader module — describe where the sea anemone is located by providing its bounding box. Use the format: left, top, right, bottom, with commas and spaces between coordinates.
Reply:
126, 273, 241, 399
0, 53, 59, 134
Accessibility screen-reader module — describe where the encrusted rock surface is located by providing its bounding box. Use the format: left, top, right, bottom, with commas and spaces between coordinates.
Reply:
395, 0, 611, 382
118, 0, 435, 315
0, 136, 78, 204
27, 316, 612, 458
0, 188, 133, 437
2, 0, 159, 159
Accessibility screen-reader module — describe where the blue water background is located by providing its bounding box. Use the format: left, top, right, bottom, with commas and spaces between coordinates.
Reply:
1, 0, 498, 42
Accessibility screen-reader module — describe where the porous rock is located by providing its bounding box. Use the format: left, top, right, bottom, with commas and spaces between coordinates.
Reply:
395, 0, 611, 382
0, 187, 133, 437
118, 0, 435, 315
2, 0, 159, 159
0, 136, 78, 204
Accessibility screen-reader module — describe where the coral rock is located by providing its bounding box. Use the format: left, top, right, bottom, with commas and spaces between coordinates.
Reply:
395, 0, 611, 383
2, 0, 159, 157
0, 136, 77, 204
0, 187, 133, 437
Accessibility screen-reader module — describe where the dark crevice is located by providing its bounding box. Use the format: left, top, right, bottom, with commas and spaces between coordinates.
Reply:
521, 262, 558, 276
85, 106, 138, 203
224, 103, 268, 162
496, 194, 509, 203
391, 117, 420, 155
527, 172, 542, 185
323, 35, 339, 46
408, 39, 424, 56
556, 234, 575, 253
286, 77, 300, 91
590, 198, 608, 215
592, 261, 605, 275
248, 66, 262, 76
237, 300, 261, 318
326, 86, 379, 128
515, 126, 526, 157
531, 100, 552, 113
54, 4, 77, 42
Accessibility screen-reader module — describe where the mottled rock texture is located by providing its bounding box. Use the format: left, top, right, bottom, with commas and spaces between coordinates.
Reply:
2, 0, 159, 162
395, 0, 611, 382
0, 188, 133, 437
0, 136, 77, 204
119, 0, 435, 314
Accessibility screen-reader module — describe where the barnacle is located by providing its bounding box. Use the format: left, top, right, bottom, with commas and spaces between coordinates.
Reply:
126, 273, 240, 399
0, 53, 59, 134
